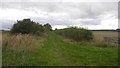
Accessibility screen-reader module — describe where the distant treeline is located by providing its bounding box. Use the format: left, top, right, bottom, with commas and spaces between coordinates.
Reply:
10, 18, 52, 35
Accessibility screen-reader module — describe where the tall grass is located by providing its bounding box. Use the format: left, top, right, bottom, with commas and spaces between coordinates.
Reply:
2, 33, 40, 66
2, 34, 37, 53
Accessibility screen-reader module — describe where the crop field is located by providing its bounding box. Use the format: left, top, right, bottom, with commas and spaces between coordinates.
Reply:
2, 31, 118, 66
92, 31, 118, 42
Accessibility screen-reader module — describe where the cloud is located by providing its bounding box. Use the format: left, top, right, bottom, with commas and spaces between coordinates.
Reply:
79, 19, 101, 25
1, 0, 119, 2
0, 1, 118, 30
1, 2, 117, 16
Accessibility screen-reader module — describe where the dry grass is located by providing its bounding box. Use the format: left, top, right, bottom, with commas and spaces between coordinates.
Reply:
2, 33, 37, 53
63, 36, 92, 46
62, 33, 118, 48
63, 38, 76, 44
92, 31, 118, 42
2, 32, 47, 66
91, 31, 119, 47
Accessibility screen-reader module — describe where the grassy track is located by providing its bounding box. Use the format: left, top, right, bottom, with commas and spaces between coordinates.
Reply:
35, 32, 71, 66
2, 32, 118, 66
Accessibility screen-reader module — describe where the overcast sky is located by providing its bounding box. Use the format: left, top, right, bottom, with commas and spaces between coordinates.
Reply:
0, 0, 119, 30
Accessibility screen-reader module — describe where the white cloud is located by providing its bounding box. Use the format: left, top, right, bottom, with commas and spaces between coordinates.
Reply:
0, 8, 48, 20
1, 0, 119, 2
82, 19, 118, 30
0, 2, 118, 30
52, 25, 67, 30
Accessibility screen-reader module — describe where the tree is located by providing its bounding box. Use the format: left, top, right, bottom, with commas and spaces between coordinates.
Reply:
43, 23, 52, 31
10, 18, 44, 35
55, 28, 58, 30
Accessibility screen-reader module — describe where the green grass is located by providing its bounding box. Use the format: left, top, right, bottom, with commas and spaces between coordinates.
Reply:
2, 32, 118, 66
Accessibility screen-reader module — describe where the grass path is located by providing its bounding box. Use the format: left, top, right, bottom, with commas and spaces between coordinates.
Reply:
35, 32, 118, 66
36, 32, 71, 66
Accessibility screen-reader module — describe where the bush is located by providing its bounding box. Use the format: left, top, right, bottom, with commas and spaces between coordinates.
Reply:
10, 19, 44, 35
55, 27, 93, 42
43, 23, 52, 31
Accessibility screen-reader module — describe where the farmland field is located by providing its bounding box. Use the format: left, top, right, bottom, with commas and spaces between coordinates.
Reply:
2, 32, 118, 66
92, 31, 118, 42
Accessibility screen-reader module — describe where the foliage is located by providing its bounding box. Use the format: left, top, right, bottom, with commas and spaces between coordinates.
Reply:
10, 19, 52, 35
43, 23, 52, 31
55, 27, 93, 41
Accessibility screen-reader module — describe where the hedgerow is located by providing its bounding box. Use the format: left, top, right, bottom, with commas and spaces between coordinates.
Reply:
55, 27, 93, 41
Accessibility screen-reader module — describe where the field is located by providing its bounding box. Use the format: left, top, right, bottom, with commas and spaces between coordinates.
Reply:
2, 31, 118, 66
92, 31, 118, 43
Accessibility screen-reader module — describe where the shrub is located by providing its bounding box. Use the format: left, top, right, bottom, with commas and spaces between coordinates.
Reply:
55, 27, 93, 42
10, 19, 44, 35
43, 23, 52, 31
